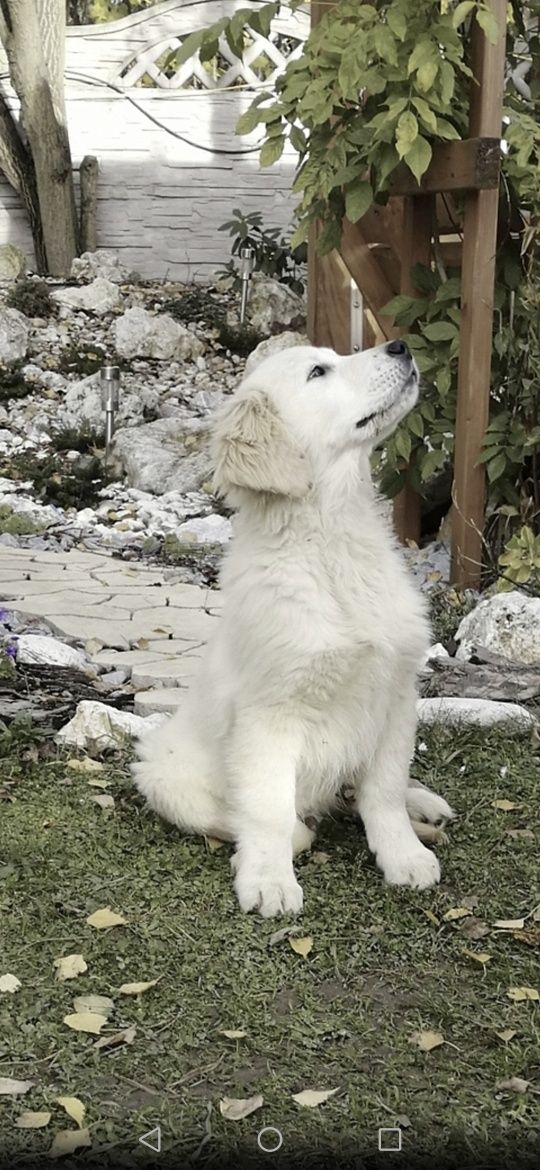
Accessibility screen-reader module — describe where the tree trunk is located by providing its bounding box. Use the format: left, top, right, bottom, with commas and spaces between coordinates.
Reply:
0, 0, 79, 275
79, 154, 99, 253
0, 94, 47, 273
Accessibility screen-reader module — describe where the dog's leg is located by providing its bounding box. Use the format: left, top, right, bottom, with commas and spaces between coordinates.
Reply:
226, 711, 303, 917
355, 688, 441, 890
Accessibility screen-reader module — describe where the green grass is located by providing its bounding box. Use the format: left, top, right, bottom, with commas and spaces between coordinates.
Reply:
0, 726, 538, 1169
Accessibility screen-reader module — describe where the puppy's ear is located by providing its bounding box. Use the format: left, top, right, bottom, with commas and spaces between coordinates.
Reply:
210, 389, 311, 499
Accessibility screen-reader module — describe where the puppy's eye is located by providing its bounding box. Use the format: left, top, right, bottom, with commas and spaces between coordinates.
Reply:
307, 364, 327, 381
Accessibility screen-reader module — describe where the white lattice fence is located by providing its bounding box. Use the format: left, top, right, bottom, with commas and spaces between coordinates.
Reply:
0, 0, 309, 280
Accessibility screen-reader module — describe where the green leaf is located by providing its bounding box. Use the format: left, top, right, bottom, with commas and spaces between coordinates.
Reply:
395, 428, 412, 462
435, 117, 461, 140
416, 60, 439, 92
408, 412, 424, 438
396, 111, 419, 159
437, 367, 452, 397
476, 7, 500, 44
317, 219, 342, 255
408, 39, 437, 76
422, 321, 459, 342
345, 181, 373, 223
387, 6, 408, 41
403, 135, 432, 183
259, 136, 285, 167
412, 98, 438, 133
420, 449, 447, 481
381, 294, 418, 318
289, 125, 307, 154
172, 29, 206, 69
236, 108, 264, 136
452, 1, 476, 28
487, 453, 507, 482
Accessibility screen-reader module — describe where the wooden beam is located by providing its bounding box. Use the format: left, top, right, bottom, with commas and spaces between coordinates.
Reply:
339, 218, 400, 341
307, 222, 351, 353
390, 137, 500, 196
451, 0, 507, 587
393, 195, 434, 545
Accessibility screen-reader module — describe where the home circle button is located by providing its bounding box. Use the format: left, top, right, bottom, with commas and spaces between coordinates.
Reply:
257, 1127, 283, 1153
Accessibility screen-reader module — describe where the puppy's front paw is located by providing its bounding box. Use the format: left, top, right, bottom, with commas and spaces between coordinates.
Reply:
381, 845, 440, 890
233, 859, 303, 918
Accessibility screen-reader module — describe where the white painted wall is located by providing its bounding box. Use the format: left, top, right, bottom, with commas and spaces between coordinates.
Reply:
0, 0, 309, 281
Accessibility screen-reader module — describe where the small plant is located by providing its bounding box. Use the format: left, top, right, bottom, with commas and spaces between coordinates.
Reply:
2, 452, 113, 511
498, 526, 540, 593
161, 288, 226, 327
58, 344, 127, 377
0, 504, 45, 536
51, 425, 105, 455
0, 361, 33, 402
6, 277, 56, 319
216, 322, 266, 357
218, 209, 307, 295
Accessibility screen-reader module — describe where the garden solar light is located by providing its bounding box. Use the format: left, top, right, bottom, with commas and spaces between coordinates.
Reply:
100, 365, 121, 459
239, 245, 256, 324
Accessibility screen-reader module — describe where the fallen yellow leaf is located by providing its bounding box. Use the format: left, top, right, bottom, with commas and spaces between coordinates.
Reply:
53, 954, 87, 982
16, 1111, 51, 1129
443, 907, 472, 922
86, 907, 126, 930
206, 837, 225, 852
55, 1097, 85, 1128
219, 1029, 246, 1039
0, 1078, 33, 1096
87, 778, 111, 790
507, 986, 539, 1002
67, 758, 103, 773
0, 973, 21, 993
423, 910, 440, 926
411, 1030, 444, 1052
496, 1029, 517, 1043
91, 794, 115, 811
292, 1088, 338, 1107
48, 1128, 91, 1158
462, 950, 491, 964
93, 1025, 136, 1050
119, 979, 159, 996
73, 994, 114, 1017
219, 1094, 263, 1121
289, 936, 313, 957
494, 919, 525, 930
492, 799, 522, 812
312, 851, 330, 865
63, 1012, 107, 1035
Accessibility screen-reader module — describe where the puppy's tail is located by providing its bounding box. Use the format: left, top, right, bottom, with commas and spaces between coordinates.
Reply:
132, 709, 232, 841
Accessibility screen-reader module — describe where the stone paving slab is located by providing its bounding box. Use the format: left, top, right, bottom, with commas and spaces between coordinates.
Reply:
0, 549, 217, 705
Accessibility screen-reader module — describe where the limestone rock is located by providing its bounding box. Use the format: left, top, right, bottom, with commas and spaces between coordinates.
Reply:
55, 699, 167, 750
246, 275, 306, 335
417, 696, 535, 727
0, 307, 29, 365
110, 417, 212, 495
59, 373, 159, 431
0, 244, 26, 281
15, 634, 91, 672
455, 590, 540, 666
114, 307, 204, 362
51, 278, 122, 316
70, 249, 135, 285
244, 331, 310, 377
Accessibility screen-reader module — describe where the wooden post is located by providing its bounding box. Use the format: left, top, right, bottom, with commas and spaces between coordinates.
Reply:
451, 0, 507, 587
79, 155, 99, 254
392, 194, 434, 545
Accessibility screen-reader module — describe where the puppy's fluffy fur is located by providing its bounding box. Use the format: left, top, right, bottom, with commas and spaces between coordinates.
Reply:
133, 343, 453, 917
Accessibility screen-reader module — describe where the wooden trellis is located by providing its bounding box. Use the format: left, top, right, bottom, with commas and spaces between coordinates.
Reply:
307, 0, 507, 589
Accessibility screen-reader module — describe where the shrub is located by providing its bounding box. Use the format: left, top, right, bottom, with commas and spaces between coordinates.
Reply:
6, 278, 56, 319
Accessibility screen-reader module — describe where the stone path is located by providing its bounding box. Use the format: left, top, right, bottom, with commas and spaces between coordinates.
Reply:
0, 548, 220, 713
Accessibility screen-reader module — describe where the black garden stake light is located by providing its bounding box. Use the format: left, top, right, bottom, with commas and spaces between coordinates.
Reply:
100, 365, 121, 461
239, 245, 256, 324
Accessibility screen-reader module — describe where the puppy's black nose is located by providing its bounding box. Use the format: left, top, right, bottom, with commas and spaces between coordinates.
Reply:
386, 339, 410, 357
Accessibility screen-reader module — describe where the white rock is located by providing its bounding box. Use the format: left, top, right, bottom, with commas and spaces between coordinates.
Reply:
114, 307, 204, 362
70, 249, 135, 285
55, 699, 167, 750
455, 590, 540, 666
421, 643, 450, 672
110, 417, 211, 495
134, 689, 185, 715
59, 373, 158, 431
244, 331, 310, 377
0, 307, 29, 364
176, 513, 232, 545
51, 278, 122, 316
247, 275, 306, 335
0, 244, 26, 281
417, 697, 535, 727
15, 634, 91, 672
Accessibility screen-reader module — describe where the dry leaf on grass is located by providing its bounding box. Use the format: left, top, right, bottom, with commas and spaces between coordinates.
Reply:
492, 799, 522, 812
496, 1077, 529, 1094
0, 974, 21, 993
219, 1094, 263, 1121
411, 1030, 444, 1052
494, 918, 525, 930
87, 778, 111, 790
269, 926, 302, 947
64, 1012, 107, 1035
423, 910, 440, 927
219, 1030, 246, 1040
206, 837, 225, 852
55, 1097, 85, 1128
93, 1025, 136, 1051
462, 950, 492, 965
506, 829, 534, 840
507, 986, 539, 1002
48, 1128, 91, 1158
86, 907, 126, 929
443, 907, 472, 922
73, 995, 114, 1017
496, 1029, 517, 1043
119, 979, 159, 996
514, 928, 540, 947
91, 794, 115, 811
0, 1078, 34, 1096
533, 906, 540, 922
67, 758, 103, 774
292, 1089, 338, 1107
312, 851, 330, 865
289, 936, 313, 957
53, 954, 87, 982
16, 1112, 51, 1129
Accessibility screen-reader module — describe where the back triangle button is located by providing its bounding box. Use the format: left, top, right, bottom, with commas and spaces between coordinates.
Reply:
139, 1127, 161, 1153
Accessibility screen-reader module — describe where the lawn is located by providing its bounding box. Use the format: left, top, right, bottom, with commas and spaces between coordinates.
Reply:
0, 722, 538, 1170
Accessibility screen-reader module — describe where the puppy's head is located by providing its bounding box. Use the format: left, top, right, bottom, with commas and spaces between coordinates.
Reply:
211, 341, 418, 502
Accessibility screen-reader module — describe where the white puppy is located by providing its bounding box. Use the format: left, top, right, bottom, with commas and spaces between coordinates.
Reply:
132, 342, 453, 917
